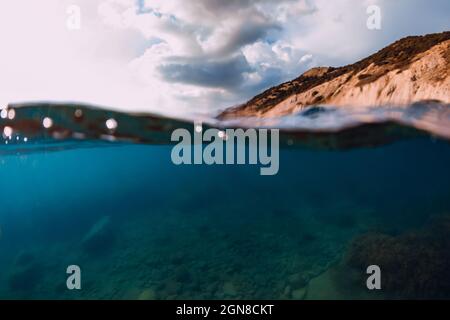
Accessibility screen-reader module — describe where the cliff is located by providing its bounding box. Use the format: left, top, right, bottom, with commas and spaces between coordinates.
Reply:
219, 31, 450, 119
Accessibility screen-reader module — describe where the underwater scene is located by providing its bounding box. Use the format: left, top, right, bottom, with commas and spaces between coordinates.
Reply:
0, 102, 450, 300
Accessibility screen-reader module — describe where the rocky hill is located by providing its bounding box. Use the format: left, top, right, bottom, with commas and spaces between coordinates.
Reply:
219, 31, 450, 119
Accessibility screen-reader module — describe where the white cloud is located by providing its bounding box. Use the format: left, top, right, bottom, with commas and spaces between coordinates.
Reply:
0, 0, 448, 116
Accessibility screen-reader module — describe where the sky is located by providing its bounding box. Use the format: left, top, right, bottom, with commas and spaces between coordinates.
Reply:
0, 0, 448, 116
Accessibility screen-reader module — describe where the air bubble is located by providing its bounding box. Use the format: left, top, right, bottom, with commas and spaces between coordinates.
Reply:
3, 126, 13, 138
43, 117, 53, 129
74, 109, 83, 118
7, 109, 15, 120
106, 118, 118, 131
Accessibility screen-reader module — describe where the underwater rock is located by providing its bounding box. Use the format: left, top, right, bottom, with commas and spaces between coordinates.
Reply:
82, 216, 115, 255
170, 252, 186, 266
333, 214, 357, 229
174, 267, 192, 283
306, 268, 349, 300
14, 251, 36, 267
345, 215, 450, 299
223, 281, 238, 297
314, 210, 358, 229
138, 288, 157, 300
287, 272, 312, 300
8, 263, 43, 292
287, 273, 308, 289
282, 285, 291, 299
298, 232, 317, 245
291, 287, 308, 300
160, 280, 182, 297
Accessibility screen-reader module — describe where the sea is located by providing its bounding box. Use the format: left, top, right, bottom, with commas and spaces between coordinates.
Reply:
0, 102, 449, 300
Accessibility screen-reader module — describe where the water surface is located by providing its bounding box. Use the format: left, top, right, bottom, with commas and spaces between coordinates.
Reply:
0, 102, 449, 299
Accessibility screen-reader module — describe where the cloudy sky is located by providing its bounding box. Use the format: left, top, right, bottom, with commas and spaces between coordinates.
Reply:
0, 0, 448, 116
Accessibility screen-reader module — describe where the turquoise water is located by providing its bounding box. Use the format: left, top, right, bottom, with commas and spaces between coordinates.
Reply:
1, 103, 450, 300
1, 138, 450, 299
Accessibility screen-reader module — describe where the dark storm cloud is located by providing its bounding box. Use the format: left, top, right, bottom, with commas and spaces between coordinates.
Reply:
198, 0, 288, 15
216, 16, 282, 56
159, 55, 253, 89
